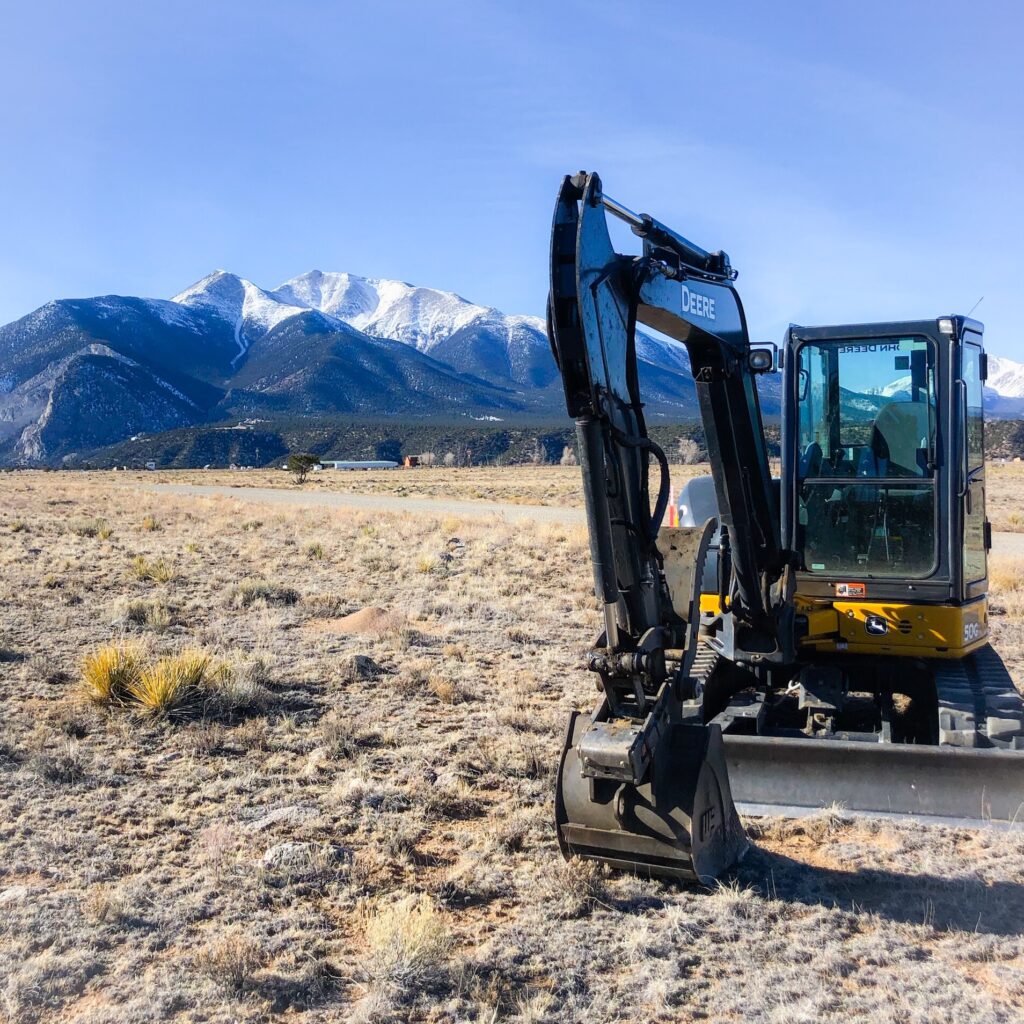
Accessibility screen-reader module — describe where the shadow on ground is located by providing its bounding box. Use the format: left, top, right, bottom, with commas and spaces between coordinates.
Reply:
737, 844, 1024, 935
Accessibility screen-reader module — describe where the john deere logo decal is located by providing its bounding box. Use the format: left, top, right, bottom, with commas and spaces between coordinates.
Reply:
865, 615, 889, 636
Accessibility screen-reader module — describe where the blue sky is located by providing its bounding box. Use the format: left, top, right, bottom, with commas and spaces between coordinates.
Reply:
2, 1, 1021, 357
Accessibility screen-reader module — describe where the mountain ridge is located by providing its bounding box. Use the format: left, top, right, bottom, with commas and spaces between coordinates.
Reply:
1, 267, 1022, 466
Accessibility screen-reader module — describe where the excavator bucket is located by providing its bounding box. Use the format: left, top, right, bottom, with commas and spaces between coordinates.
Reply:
556, 712, 748, 882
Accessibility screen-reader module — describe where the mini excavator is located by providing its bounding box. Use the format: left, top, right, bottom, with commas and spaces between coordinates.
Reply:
547, 172, 1024, 882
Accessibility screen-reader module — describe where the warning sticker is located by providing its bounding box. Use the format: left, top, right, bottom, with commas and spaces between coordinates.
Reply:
835, 582, 866, 598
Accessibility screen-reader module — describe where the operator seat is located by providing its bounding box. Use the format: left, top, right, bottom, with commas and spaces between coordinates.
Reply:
868, 400, 932, 477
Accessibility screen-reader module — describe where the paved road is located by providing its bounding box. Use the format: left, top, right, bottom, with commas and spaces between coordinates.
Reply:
138, 482, 1024, 555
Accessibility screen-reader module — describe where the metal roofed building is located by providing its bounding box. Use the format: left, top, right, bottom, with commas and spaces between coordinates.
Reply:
319, 460, 400, 471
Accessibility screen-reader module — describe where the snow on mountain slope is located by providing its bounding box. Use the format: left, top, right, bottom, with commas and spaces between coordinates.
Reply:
987, 355, 1024, 398
274, 270, 545, 354
173, 271, 308, 365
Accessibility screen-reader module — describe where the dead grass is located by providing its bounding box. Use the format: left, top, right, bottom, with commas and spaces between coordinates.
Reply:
227, 577, 300, 608
1, 469, 1023, 1023
360, 892, 453, 994
80, 643, 144, 704
131, 553, 176, 582
990, 557, 1024, 617
127, 651, 209, 715
195, 931, 267, 992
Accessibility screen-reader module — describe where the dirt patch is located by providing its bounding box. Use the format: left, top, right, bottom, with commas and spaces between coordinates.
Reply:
307, 607, 396, 635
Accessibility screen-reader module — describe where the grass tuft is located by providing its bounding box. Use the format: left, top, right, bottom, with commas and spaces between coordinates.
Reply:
81, 644, 144, 704
131, 554, 177, 583
121, 598, 174, 631
362, 892, 453, 994
127, 651, 209, 715
71, 517, 111, 539
195, 931, 267, 993
227, 578, 300, 608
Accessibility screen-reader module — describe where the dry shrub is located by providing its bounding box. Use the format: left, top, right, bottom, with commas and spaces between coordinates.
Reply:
539, 856, 607, 919
320, 712, 379, 759
140, 514, 160, 531
24, 733, 87, 784
234, 718, 270, 750
361, 893, 453, 993
196, 931, 267, 992
227, 578, 300, 609
711, 878, 762, 919
416, 551, 441, 574
81, 644, 144, 704
472, 735, 549, 782
492, 812, 532, 853
305, 540, 325, 560
428, 674, 465, 705
120, 598, 174, 631
305, 592, 347, 617
82, 884, 130, 925
990, 557, 1024, 617
71, 517, 111, 539
206, 655, 272, 712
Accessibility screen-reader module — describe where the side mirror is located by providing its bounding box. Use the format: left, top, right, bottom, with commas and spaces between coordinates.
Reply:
748, 345, 776, 374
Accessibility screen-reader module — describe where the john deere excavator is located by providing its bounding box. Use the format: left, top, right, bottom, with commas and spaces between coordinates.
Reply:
548, 171, 1024, 882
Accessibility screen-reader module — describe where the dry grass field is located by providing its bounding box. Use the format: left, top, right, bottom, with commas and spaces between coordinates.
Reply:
2, 470, 1024, 1023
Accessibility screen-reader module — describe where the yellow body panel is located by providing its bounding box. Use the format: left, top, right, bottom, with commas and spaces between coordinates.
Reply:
699, 593, 988, 658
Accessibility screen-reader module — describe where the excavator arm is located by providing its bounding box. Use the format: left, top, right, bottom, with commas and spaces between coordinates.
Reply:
548, 171, 795, 879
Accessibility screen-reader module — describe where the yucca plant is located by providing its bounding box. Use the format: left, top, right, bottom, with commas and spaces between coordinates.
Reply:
127, 650, 209, 715
81, 644, 144, 704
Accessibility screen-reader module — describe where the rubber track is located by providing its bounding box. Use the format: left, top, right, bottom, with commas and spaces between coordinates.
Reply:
932, 644, 1024, 749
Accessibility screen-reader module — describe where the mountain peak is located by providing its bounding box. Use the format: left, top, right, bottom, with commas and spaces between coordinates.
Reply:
172, 271, 307, 365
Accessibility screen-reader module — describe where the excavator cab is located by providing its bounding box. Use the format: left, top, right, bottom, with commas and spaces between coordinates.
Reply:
782, 319, 990, 646
548, 172, 1024, 884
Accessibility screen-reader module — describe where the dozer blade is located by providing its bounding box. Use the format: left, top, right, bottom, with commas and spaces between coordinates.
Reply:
723, 735, 1024, 824
556, 711, 748, 883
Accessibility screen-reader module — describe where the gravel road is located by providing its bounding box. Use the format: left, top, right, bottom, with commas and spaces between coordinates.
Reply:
140, 482, 586, 525
139, 482, 1024, 555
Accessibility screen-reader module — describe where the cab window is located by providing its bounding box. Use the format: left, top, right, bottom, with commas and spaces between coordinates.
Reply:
796, 337, 937, 578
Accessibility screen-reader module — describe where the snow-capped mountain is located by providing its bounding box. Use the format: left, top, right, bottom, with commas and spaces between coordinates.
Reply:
172, 271, 310, 368
273, 270, 559, 390
987, 355, 1024, 399
2, 266, 1022, 466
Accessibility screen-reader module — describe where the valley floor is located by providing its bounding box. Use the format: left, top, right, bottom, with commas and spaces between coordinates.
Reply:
1, 473, 1024, 1022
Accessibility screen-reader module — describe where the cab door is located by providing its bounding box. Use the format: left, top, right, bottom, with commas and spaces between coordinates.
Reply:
960, 333, 988, 599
